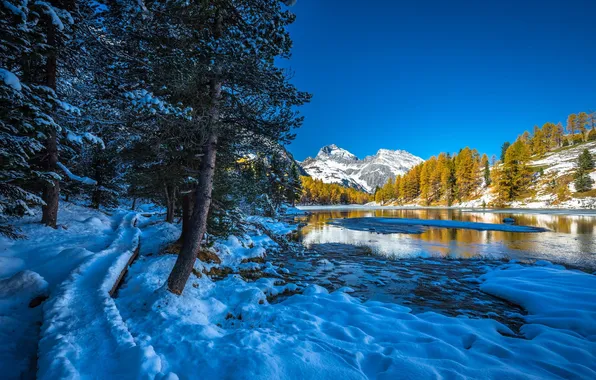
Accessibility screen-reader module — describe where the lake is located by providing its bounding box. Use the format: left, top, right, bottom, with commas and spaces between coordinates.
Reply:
271, 206, 596, 329
295, 206, 596, 269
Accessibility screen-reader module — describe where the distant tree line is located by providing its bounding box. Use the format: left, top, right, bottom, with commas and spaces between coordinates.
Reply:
374, 110, 596, 206
300, 177, 371, 205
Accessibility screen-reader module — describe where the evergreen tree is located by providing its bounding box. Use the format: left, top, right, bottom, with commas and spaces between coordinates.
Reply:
574, 149, 595, 192
1, 1, 97, 235
500, 141, 510, 162
530, 125, 546, 156
482, 154, 491, 186
441, 154, 457, 206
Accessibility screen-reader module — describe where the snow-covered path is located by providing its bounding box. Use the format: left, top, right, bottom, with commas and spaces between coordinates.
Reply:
36, 211, 162, 379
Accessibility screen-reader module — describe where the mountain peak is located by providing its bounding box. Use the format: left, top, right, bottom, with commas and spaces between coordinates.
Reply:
301, 144, 424, 193
316, 144, 357, 160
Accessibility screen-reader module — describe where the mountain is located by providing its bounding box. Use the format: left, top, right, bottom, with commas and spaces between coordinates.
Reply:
300, 144, 424, 192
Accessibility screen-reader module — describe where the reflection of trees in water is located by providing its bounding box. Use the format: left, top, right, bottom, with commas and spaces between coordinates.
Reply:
298, 208, 595, 254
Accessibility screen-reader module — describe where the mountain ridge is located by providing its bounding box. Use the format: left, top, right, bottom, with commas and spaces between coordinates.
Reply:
300, 144, 424, 193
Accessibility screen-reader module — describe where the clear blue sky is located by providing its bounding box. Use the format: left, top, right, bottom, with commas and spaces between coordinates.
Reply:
281, 0, 596, 161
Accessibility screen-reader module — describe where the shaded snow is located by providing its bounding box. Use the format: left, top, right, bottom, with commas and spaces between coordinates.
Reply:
0, 68, 22, 91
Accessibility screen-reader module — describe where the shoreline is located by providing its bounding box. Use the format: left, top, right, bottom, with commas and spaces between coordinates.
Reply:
296, 204, 596, 216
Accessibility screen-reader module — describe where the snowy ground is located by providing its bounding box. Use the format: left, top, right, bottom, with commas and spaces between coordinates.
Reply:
116, 254, 596, 379
1, 202, 595, 379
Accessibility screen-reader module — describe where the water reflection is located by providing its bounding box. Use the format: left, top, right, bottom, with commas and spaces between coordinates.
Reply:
296, 208, 596, 269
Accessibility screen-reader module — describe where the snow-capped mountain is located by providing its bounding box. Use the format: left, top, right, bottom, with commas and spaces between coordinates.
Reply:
300, 144, 424, 192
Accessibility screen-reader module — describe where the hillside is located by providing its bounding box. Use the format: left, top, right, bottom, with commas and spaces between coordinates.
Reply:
377, 141, 596, 209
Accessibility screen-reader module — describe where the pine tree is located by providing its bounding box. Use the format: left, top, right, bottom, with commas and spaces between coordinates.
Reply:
500, 141, 510, 162
574, 149, 594, 192
1, 1, 91, 235
482, 154, 491, 186
441, 154, 457, 206
419, 160, 432, 205
159, 1, 310, 295
530, 126, 546, 156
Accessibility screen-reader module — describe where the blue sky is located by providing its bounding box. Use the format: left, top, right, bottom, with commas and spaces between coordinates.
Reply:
281, 0, 596, 161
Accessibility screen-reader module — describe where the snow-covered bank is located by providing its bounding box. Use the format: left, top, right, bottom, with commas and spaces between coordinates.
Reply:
2, 201, 595, 379
329, 217, 548, 234
117, 251, 596, 379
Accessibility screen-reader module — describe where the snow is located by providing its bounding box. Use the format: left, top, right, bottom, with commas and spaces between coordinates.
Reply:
3, 201, 595, 379
480, 262, 596, 338
66, 130, 106, 148
329, 217, 548, 233
0, 68, 22, 91
37, 212, 164, 379
117, 253, 596, 379
301, 144, 423, 192
0, 271, 48, 378
34, 1, 65, 31
0, 203, 115, 378
56, 161, 98, 185
247, 215, 298, 235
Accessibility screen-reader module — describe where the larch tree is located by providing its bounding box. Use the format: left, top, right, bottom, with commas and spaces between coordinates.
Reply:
500, 140, 531, 201
576, 112, 589, 142
567, 113, 577, 143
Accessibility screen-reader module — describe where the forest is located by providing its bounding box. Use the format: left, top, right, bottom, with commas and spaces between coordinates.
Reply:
374, 113, 596, 206
1, 0, 309, 294
299, 176, 372, 205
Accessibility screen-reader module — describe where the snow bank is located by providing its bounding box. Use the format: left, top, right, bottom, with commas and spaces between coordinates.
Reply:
329, 217, 548, 234
247, 215, 298, 235
0, 203, 116, 378
480, 262, 596, 338
0, 271, 48, 378
117, 255, 596, 379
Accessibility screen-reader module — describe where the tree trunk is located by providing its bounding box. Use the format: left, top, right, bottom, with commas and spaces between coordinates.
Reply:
167, 133, 218, 294
178, 191, 194, 244
41, 127, 59, 228
41, 16, 59, 228
91, 161, 102, 209
167, 11, 222, 295
164, 184, 176, 223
